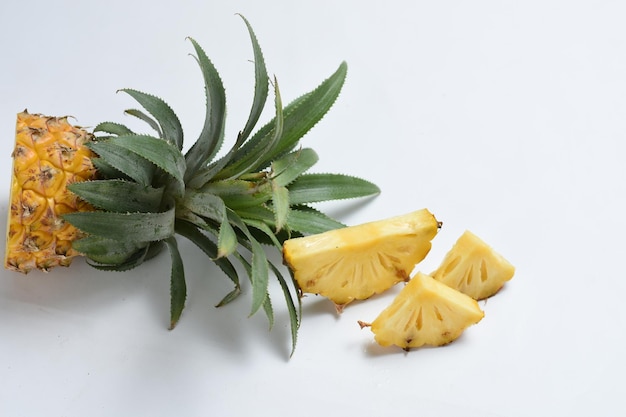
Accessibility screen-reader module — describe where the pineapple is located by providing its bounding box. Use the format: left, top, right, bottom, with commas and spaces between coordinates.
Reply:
359, 272, 484, 350
5, 111, 96, 273
283, 209, 441, 311
4, 16, 380, 352
431, 230, 515, 300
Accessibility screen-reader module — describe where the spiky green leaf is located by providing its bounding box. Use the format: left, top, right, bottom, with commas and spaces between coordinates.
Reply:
217, 76, 284, 180
68, 180, 164, 213
215, 288, 243, 308
216, 215, 237, 259
215, 61, 347, 179
288, 173, 380, 204
271, 182, 289, 232
124, 109, 162, 138
73, 235, 143, 265
262, 292, 274, 330
88, 141, 155, 186
86, 244, 154, 271
164, 237, 186, 329
105, 135, 186, 194
180, 191, 237, 258
64, 206, 175, 243
271, 148, 319, 186
184, 38, 227, 180
120, 89, 184, 149
270, 263, 299, 356
242, 218, 282, 249
287, 205, 346, 234
175, 220, 241, 303
197, 179, 273, 210
93, 122, 134, 136
238, 13, 269, 142
186, 130, 248, 189
227, 210, 268, 317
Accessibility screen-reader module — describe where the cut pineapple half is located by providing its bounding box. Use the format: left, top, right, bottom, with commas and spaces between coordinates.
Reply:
431, 230, 515, 300
360, 272, 484, 350
283, 209, 440, 310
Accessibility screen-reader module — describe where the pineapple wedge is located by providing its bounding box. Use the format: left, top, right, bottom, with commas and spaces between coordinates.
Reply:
431, 230, 515, 300
359, 272, 484, 350
283, 209, 440, 310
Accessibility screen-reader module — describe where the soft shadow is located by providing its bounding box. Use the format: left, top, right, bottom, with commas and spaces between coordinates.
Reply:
300, 295, 341, 318
361, 333, 468, 358
317, 195, 379, 224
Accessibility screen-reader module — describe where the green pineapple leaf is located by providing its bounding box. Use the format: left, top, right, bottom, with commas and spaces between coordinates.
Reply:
183, 38, 226, 181
64, 206, 176, 243
287, 205, 346, 234
215, 61, 347, 180
216, 214, 237, 259
271, 263, 300, 356
271, 148, 319, 186
93, 121, 134, 136
227, 210, 269, 317
180, 191, 237, 258
164, 236, 187, 329
237, 13, 269, 142
68, 180, 164, 213
87, 141, 156, 185
186, 129, 248, 189
72, 235, 143, 265
198, 179, 273, 210
174, 220, 241, 304
104, 135, 186, 195
87, 244, 152, 271
123, 109, 163, 138
242, 217, 283, 249
215, 75, 285, 181
271, 182, 290, 232
288, 173, 380, 204
215, 288, 243, 308
120, 89, 184, 150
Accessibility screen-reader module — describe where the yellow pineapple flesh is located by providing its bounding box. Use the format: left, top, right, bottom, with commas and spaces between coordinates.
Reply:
431, 230, 515, 300
5, 111, 97, 273
283, 209, 441, 310
360, 272, 484, 350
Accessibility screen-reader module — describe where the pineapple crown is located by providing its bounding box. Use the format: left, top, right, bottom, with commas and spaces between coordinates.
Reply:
63, 15, 379, 354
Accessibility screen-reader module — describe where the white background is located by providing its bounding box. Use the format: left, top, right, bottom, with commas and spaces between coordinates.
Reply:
1, 1, 625, 416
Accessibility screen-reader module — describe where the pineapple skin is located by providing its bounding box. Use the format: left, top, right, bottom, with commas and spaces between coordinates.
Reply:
431, 230, 515, 300
283, 209, 440, 307
5, 111, 97, 273
369, 272, 484, 349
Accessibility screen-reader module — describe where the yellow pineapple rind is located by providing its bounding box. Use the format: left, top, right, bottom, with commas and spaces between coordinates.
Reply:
283, 209, 440, 306
369, 272, 484, 349
5, 111, 97, 273
431, 230, 515, 300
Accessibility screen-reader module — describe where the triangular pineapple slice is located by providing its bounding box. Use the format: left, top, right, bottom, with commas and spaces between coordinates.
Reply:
283, 209, 441, 310
360, 272, 484, 350
431, 230, 515, 300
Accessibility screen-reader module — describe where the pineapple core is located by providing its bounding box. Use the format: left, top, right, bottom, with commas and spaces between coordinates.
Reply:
283, 209, 440, 309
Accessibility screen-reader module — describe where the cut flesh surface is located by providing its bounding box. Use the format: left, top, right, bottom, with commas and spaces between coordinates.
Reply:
367, 272, 484, 349
432, 230, 515, 300
283, 209, 440, 307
